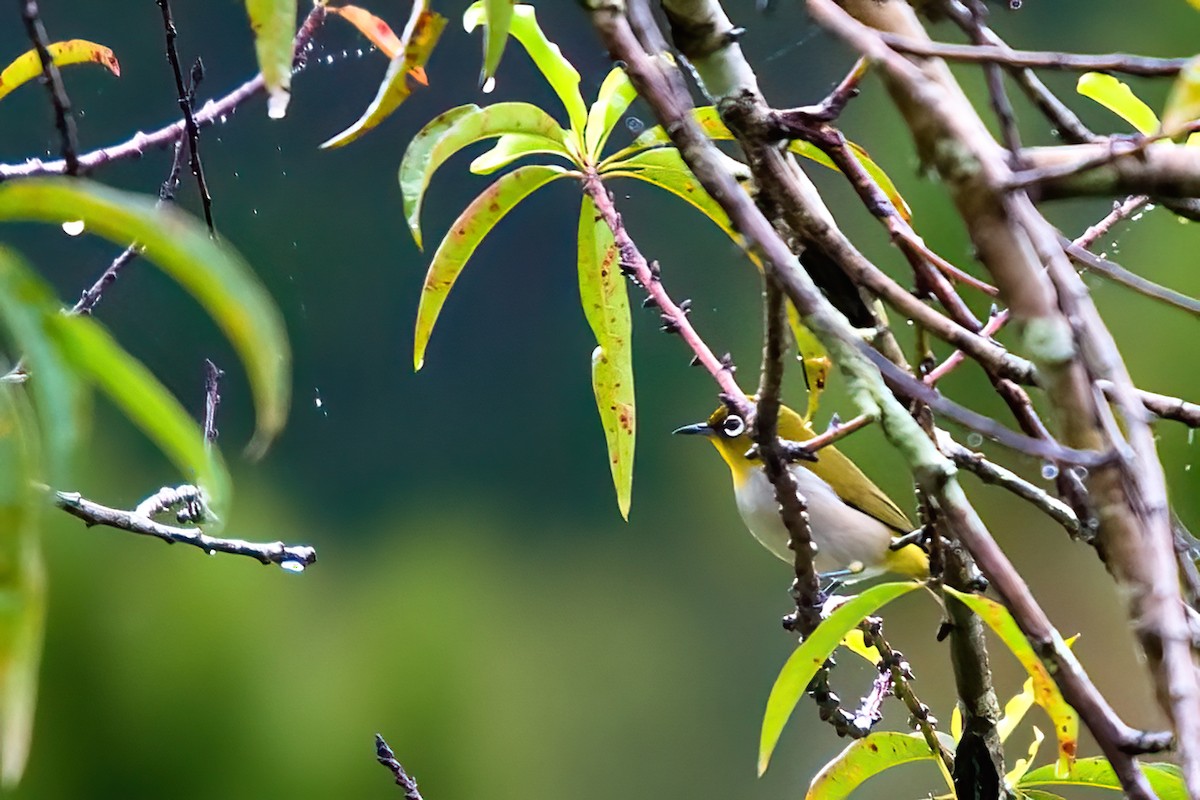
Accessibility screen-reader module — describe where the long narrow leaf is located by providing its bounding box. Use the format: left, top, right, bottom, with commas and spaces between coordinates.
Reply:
1020, 758, 1185, 800
244, 0, 295, 118
464, 3, 587, 136
578, 195, 635, 519
584, 67, 637, 159
1076, 73, 1159, 135
0, 179, 290, 458
400, 102, 569, 249
759, 581, 922, 775
470, 133, 574, 175
478, 0, 515, 87
806, 731, 957, 800
0, 40, 120, 103
414, 164, 567, 370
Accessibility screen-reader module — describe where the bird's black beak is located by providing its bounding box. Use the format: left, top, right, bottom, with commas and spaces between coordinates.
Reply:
672, 422, 712, 436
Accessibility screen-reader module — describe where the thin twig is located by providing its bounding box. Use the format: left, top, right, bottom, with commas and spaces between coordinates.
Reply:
203, 359, 223, 445
19, 0, 79, 175
54, 489, 316, 569
375, 734, 423, 800
157, 0, 214, 232
1060, 236, 1200, 318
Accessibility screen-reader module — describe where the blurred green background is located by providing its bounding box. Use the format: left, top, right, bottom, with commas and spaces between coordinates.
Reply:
1, 1, 1198, 797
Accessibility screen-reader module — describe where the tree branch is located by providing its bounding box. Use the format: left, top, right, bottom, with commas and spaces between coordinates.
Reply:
19, 0, 79, 175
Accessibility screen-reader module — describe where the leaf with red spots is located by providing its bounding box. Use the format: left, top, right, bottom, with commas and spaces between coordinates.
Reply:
244, 0, 295, 118
946, 588, 1079, 777
579, 194, 635, 519
806, 731, 957, 800
759, 581, 923, 776
328, 6, 404, 58
321, 2, 446, 148
413, 164, 567, 370
0, 40, 120, 103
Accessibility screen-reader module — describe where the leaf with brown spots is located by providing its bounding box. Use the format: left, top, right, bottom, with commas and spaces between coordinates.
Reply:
946, 588, 1079, 777
413, 164, 567, 370
321, 2, 446, 148
579, 194, 635, 519
807, 731, 958, 800
0, 40, 120, 103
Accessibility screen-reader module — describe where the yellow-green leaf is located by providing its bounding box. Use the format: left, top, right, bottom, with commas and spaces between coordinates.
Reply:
1020, 758, 1185, 800
1162, 55, 1200, 136
0, 178, 291, 459
414, 164, 567, 370
321, 3, 446, 148
806, 731, 957, 800
465, 3, 587, 136
244, 0, 295, 119
945, 588, 1078, 777
400, 102, 569, 249
469, 133, 573, 175
759, 581, 922, 775
838, 628, 880, 663
585, 66, 638, 159
578, 195, 635, 519
0, 39, 120, 103
997, 676, 1037, 744
1077, 72, 1159, 135
1006, 725, 1045, 786
0, 383, 45, 789
478, 0, 515, 88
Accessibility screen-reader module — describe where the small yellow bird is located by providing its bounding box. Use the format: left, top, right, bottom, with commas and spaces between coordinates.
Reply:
674, 404, 929, 582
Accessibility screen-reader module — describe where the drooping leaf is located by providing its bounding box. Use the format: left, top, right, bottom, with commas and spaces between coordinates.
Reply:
244, 0, 295, 119
997, 676, 1037, 744
0, 383, 45, 790
585, 67, 638, 159
806, 731, 958, 800
47, 314, 231, 515
578, 195, 635, 519
327, 6, 403, 60
1162, 55, 1200, 136
759, 581, 923, 775
321, 2, 446, 148
0, 178, 291, 458
0, 39, 120, 103
399, 102, 569, 249
414, 164, 568, 370
0, 247, 87, 484
945, 588, 1078, 777
477, 0, 515, 88
464, 3, 587, 136
1076, 72, 1159, 135
469, 133, 574, 175
1006, 725, 1046, 786
1019, 758, 1185, 800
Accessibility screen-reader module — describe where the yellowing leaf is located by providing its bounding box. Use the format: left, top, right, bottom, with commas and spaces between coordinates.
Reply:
1162, 55, 1200, 136
806, 731, 957, 800
0, 39, 120, 103
945, 588, 1078, 777
839, 628, 880, 663
329, 5, 403, 58
578, 195, 635, 519
413, 164, 567, 370
1006, 725, 1045, 786
321, 3, 446, 148
244, 0, 295, 119
1077, 72, 1159, 135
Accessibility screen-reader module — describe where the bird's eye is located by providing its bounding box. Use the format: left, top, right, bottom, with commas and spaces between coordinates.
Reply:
721, 415, 746, 437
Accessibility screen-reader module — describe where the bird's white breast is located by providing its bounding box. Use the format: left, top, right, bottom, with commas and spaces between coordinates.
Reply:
733, 465, 894, 579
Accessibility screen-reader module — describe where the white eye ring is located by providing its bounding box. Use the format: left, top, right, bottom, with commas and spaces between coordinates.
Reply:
722, 415, 746, 437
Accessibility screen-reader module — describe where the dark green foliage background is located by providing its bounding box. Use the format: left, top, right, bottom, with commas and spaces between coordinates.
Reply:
0, 1, 1198, 797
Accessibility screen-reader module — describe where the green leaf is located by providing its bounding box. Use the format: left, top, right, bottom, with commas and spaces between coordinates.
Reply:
469, 133, 574, 175
47, 314, 231, 514
1077, 72, 1159, 135
1020, 758, 1185, 800
0, 178, 291, 458
578, 195, 635, 519
1005, 725, 1045, 786
1016, 791, 1067, 800
414, 164, 567, 370
805, 731, 957, 800
759, 581, 923, 775
1162, 55, 1200, 136
478, 0, 515, 87
465, 3, 587, 136
400, 102, 569, 249
0, 383, 45, 789
243, 0, 295, 119
321, 3, 446, 148
585, 67, 638, 159
0, 247, 87, 484
945, 588, 1079, 777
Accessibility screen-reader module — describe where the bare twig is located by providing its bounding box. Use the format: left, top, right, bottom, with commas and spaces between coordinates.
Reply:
203, 359, 223, 445
19, 0, 79, 175
1060, 236, 1200, 318
375, 734, 423, 800
157, 0, 214, 232
54, 489, 316, 569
